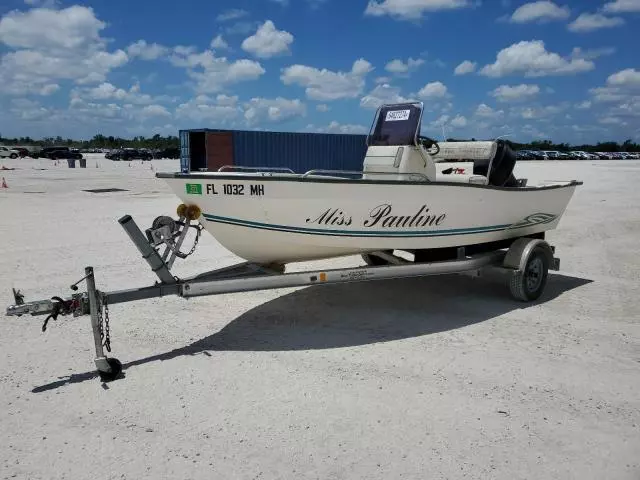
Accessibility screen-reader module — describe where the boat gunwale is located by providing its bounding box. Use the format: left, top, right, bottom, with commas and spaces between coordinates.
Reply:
156, 172, 583, 191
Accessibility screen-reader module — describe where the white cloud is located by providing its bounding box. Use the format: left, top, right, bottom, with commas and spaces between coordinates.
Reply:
587, 69, 640, 130
326, 121, 368, 134
385, 57, 424, 75
364, 0, 473, 20
24, 0, 59, 6
454, 60, 476, 75
71, 81, 158, 106
360, 83, 412, 109
39, 84, 59, 95
417, 81, 449, 99
607, 68, 640, 88
244, 97, 306, 124
509, 1, 570, 23
216, 94, 239, 106
429, 114, 450, 128
216, 9, 249, 22
211, 35, 229, 50
140, 104, 171, 118
281, 58, 373, 101
450, 115, 467, 127
521, 124, 547, 138
491, 84, 540, 102
570, 46, 616, 61
316, 104, 330, 112
241, 20, 293, 58
126, 40, 168, 60
0, 6, 105, 50
169, 49, 265, 93
575, 100, 592, 109
475, 103, 505, 119
567, 13, 624, 32
599, 116, 627, 125
587, 69, 640, 104
175, 94, 242, 124
515, 104, 567, 120
603, 0, 640, 13
0, 6, 128, 95
306, 122, 368, 134
479, 40, 594, 77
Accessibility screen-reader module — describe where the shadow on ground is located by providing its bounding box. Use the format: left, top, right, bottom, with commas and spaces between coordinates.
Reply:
32, 272, 591, 392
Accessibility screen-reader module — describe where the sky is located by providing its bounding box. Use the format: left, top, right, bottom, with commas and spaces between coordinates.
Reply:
0, 0, 639, 144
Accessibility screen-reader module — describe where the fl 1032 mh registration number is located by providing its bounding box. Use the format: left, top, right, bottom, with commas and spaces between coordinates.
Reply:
206, 183, 265, 196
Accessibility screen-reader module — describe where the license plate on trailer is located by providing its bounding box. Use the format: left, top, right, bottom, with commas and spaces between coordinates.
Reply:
385, 109, 410, 121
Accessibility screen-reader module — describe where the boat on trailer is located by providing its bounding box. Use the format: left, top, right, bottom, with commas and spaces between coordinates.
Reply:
5, 102, 582, 382
157, 101, 580, 265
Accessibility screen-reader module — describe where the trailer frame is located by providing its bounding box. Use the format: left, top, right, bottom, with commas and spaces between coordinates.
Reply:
5, 210, 559, 382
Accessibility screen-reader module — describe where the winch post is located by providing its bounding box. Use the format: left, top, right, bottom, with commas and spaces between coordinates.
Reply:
85, 267, 110, 372
118, 215, 176, 284
166, 215, 189, 270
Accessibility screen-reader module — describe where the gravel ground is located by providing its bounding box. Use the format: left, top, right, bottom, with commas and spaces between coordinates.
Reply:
1, 155, 638, 480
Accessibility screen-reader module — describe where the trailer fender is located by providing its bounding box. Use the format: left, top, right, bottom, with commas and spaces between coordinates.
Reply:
503, 238, 558, 272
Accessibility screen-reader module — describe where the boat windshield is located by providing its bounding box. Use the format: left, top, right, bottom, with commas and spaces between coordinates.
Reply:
367, 102, 422, 147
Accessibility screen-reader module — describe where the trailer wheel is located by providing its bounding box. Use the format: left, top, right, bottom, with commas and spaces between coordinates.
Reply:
98, 357, 122, 382
509, 246, 549, 301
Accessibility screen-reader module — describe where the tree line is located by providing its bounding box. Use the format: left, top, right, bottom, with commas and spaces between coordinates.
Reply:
0, 133, 180, 150
1, 132, 639, 153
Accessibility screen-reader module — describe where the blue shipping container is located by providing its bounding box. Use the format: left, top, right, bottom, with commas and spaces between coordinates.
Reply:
179, 128, 368, 174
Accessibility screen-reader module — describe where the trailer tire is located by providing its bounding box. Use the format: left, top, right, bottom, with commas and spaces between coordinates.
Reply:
509, 245, 549, 301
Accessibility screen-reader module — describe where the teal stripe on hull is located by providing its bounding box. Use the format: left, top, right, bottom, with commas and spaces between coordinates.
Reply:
203, 213, 512, 238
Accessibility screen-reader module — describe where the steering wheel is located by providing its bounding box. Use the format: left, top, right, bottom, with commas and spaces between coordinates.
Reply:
419, 136, 440, 156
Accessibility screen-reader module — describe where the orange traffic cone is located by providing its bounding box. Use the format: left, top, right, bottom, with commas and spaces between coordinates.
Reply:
1, 177, 8, 188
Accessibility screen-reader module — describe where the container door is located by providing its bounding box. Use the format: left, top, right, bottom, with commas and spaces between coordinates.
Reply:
205, 132, 234, 171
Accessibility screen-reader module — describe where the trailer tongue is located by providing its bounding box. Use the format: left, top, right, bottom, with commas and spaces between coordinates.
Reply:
5, 203, 559, 383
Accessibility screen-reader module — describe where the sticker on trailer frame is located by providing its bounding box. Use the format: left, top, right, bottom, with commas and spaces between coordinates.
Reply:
385, 109, 410, 122
186, 183, 202, 195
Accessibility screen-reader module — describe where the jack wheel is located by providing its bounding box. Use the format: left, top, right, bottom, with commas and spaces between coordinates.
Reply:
509, 246, 549, 301
98, 357, 123, 382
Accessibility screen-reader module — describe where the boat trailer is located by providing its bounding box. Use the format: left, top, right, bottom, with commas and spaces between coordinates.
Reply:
5, 204, 560, 382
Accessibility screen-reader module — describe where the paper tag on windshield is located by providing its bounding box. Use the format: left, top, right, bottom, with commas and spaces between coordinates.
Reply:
385, 109, 410, 122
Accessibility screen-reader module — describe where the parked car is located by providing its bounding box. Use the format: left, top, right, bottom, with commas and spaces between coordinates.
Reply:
0, 146, 20, 159
153, 147, 180, 159
9, 147, 31, 158
33, 146, 83, 160
107, 148, 153, 161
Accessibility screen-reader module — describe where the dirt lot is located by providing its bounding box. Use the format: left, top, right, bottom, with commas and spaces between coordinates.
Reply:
1, 156, 638, 479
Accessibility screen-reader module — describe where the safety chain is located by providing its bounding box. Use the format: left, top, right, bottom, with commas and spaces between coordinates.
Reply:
96, 294, 111, 352
183, 223, 203, 258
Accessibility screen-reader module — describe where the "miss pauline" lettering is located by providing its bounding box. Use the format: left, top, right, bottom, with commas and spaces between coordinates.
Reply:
364, 204, 446, 228
306, 208, 353, 226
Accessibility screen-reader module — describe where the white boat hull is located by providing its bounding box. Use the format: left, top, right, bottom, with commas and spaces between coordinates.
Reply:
158, 173, 580, 264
